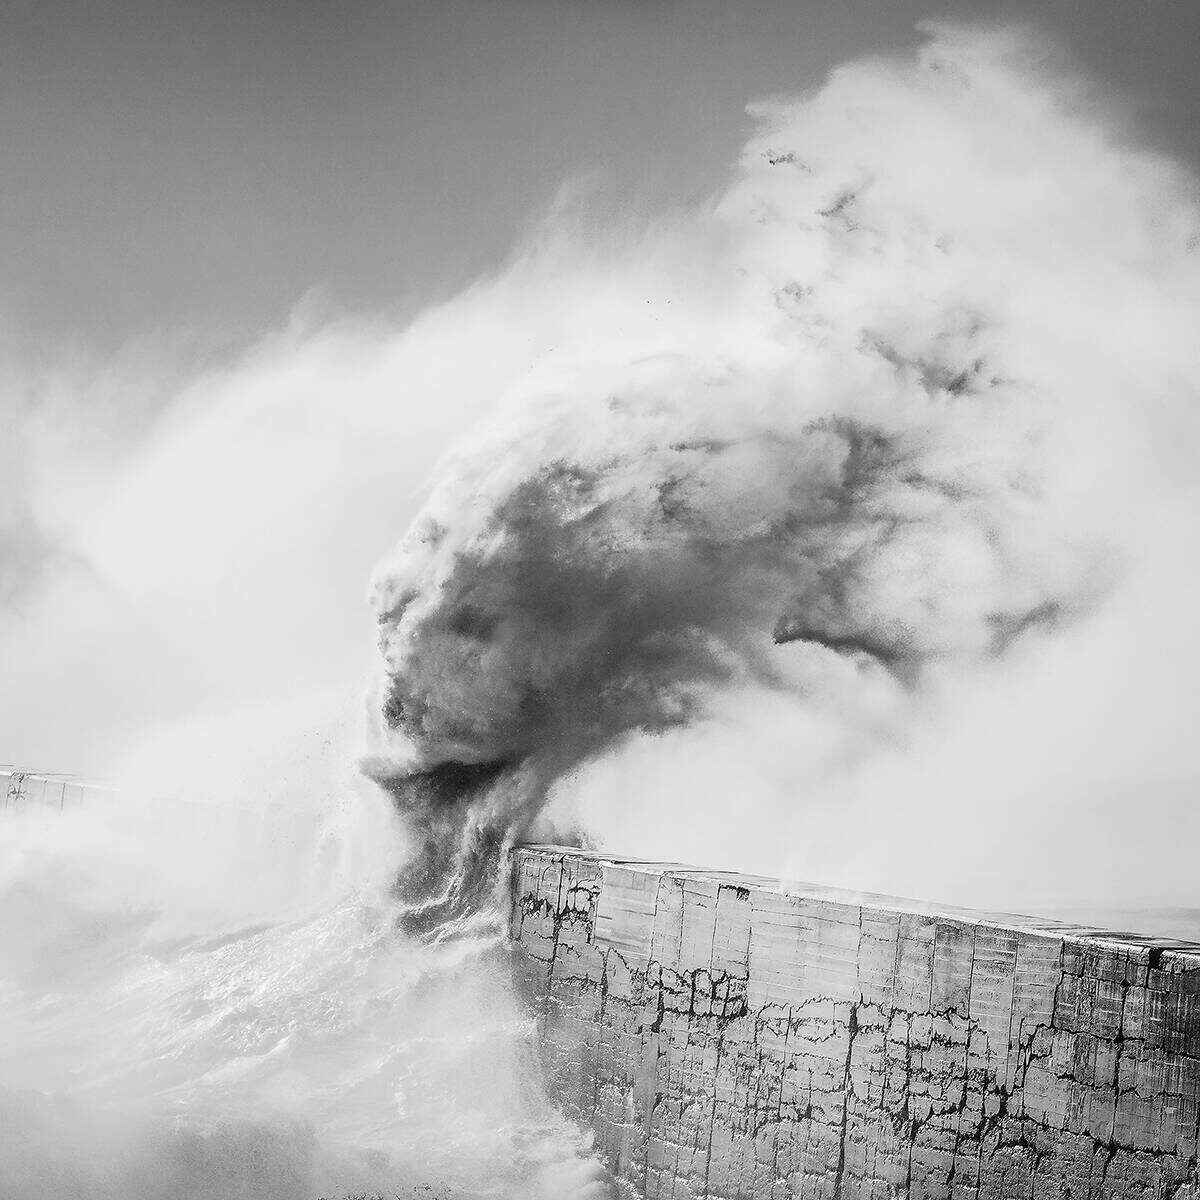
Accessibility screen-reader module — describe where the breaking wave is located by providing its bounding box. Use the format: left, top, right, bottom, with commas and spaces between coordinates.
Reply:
0, 783, 612, 1199
366, 24, 1199, 920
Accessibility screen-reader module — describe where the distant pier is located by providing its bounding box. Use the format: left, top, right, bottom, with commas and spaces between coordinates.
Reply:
1, 768, 113, 812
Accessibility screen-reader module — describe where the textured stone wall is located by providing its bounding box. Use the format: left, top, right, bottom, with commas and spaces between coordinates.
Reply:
509, 846, 1200, 1199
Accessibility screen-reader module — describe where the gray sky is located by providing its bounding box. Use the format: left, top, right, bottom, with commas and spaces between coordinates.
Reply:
3, 0, 1199, 361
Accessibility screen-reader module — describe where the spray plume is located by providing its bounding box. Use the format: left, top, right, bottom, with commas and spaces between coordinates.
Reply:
366, 24, 1200, 924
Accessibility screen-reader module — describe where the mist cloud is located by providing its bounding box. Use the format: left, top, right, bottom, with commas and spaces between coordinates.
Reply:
1, 22, 1196, 922
367, 24, 1200, 921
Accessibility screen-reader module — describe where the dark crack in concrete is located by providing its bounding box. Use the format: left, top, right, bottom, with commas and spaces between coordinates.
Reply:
509, 847, 1200, 1200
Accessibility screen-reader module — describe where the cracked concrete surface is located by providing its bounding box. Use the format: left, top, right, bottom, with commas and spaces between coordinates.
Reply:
509, 847, 1200, 1199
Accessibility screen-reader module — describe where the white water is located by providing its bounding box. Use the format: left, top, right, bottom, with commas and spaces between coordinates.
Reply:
0, 783, 612, 1200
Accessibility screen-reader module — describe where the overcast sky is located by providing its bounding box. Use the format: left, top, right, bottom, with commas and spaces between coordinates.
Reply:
2, 0, 1199, 363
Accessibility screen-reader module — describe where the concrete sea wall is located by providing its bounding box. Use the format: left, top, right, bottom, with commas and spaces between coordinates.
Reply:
510, 846, 1200, 1199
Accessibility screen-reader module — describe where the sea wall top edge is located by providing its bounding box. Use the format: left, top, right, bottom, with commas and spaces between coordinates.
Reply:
512, 843, 1200, 961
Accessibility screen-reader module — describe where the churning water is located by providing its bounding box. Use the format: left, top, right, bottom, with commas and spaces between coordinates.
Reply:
0, 782, 612, 1200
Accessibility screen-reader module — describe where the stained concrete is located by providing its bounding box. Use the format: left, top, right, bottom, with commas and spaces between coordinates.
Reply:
510, 846, 1200, 1199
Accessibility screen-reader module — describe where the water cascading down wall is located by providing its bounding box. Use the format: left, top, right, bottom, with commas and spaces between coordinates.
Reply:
509, 846, 1200, 1200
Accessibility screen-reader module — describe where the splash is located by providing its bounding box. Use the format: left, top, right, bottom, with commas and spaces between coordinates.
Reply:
0, 777, 613, 1199
367, 24, 1199, 918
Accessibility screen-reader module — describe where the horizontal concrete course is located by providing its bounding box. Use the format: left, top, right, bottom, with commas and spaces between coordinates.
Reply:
509, 846, 1200, 1200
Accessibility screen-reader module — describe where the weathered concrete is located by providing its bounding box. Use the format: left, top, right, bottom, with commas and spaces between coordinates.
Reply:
510, 846, 1200, 1199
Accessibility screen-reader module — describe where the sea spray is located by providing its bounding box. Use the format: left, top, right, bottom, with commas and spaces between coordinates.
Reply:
0, 782, 612, 1199
366, 23, 1200, 919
